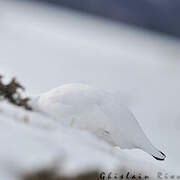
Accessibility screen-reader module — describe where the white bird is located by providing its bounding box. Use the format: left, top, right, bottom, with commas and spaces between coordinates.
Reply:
30, 83, 166, 161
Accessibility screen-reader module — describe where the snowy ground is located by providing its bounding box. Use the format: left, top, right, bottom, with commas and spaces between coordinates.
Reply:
0, 0, 180, 179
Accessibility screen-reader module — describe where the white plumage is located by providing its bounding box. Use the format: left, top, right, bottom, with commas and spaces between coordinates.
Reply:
30, 83, 166, 160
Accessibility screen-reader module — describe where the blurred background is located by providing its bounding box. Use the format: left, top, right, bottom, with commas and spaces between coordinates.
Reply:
1, 0, 180, 176
28, 0, 180, 38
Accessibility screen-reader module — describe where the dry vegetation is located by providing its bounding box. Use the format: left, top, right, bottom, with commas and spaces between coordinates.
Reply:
0, 75, 32, 110
24, 169, 99, 180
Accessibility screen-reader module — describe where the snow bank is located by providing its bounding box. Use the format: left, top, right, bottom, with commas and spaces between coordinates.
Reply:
0, 102, 159, 180
0, 1, 178, 179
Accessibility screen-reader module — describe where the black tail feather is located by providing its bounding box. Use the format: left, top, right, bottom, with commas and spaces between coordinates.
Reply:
152, 151, 166, 161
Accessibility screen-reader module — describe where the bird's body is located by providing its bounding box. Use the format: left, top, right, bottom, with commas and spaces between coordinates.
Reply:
31, 83, 166, 160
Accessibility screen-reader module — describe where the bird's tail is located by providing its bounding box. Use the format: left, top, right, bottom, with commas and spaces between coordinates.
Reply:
141, 141, 166, 161
152, 151, 166, 161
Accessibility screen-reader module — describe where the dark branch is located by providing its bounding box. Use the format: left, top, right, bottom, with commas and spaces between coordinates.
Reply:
0, 75, 32, 111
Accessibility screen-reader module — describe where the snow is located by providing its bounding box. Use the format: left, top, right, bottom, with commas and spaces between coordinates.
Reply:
0, 0, 180, 179
0, 102, 159, 180
0, 102, 115, 179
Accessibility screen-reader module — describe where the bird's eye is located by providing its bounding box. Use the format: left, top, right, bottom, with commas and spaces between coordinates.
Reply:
104, 130, 110, 135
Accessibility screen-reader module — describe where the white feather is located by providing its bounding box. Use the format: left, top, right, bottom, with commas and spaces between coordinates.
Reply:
30, 83, 166, 160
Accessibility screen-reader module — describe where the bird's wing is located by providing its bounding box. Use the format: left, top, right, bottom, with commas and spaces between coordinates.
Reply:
94, 128, 117, 146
